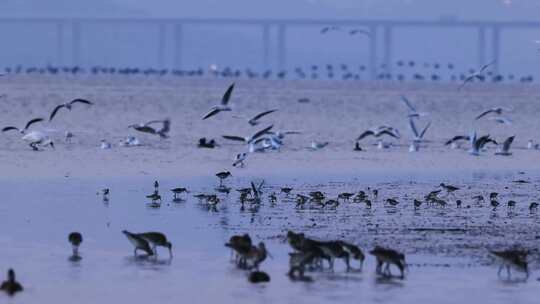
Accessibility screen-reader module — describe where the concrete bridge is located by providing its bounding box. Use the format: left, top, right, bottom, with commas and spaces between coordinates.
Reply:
1, 17, 539, 78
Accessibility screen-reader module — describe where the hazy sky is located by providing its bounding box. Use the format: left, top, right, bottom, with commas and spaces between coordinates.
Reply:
1, 0, 539, 20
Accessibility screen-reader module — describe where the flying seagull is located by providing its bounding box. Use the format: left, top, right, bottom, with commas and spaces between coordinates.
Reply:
409, 118, 431, 142
400, 95, 428, 118
475, 107, 512, 120
469, 132, 498, 156
459, 61, 495, 91
495, 136, 515, 156
49, 98, 93, 121
128, 119, 170, 138
248, 109, 277, 126
2, 118, 44, 134
320, 26, 340, 34
222, 125, 273, 145
202, 83, 235, 120
357, 126, 400, 141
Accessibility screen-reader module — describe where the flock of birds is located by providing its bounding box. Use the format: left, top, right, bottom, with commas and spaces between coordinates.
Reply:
1, 25, 538, 298
3, 175, 534, 296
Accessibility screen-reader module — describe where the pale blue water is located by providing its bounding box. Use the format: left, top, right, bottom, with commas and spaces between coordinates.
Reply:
0, 173, 538, 303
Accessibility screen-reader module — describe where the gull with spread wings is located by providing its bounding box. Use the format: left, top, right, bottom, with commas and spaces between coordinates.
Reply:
128, 119, 170, 138
49, 98, 93, 121
203, 83, 235, 120
400, 95, 428, 118
409, 118, 431, 143
495, 136, 515, 156
459, 61, 495, 91
475, 106, 512, 120
222, 125, 274, 145
2, 118, 44, 134
248, 109, 277, 126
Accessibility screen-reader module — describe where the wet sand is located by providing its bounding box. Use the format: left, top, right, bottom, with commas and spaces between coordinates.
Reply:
0, 76, 539, 303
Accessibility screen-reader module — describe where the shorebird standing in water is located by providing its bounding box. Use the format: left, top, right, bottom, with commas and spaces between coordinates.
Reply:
0, 269, 23, 296
122, 230, 154, 257
2, 118, 44, 134
440, 183, 459, 197
49, 98, 93, 121
369, 246, 406, 279
171, 187, 188, 200
68, 232, 83, 259
216, 171, 232, 186
490, 249, 529, 279
138, 232, 173, 258
203, 83, 235, 120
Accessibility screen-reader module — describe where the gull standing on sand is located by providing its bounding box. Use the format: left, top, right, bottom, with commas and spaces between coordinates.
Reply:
459, 61, 495, 91
49, 98, 93, 121
2, 118, 44, 134
310, 141, 329, 150
202, 83, 235, 120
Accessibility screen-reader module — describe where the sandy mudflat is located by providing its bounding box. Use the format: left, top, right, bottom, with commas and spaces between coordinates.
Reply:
0, 76, 539, 180
1, 76, 539, 303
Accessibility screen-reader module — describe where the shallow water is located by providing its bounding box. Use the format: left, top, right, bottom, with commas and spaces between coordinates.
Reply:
0, 172, 538, 303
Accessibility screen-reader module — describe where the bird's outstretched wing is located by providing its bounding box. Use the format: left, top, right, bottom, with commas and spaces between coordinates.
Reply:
49, 105, 66, 121
1, 126, 19, 132
408, 118, 419, 138
502, 136, 515, 152
203, 108, 221, 120
357, 130, 375, 141
480, 60, 495, 73
420, 121, 431, 138
221, 83, 235, 105
24, 118, 44, 131
377, 129, 399, 139
444, 135, 469, 145
250, 109, 277, 124
222, 135, 246, 142
70, 98, 93, 105
475, 109, 495, 120
401, 95, 416, 112
251, 125, 274, 142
